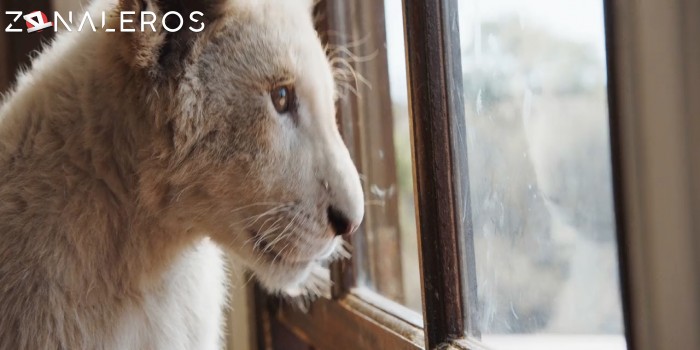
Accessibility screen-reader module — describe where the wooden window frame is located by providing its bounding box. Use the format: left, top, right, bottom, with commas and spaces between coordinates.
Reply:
258, 0, 700, 349
258, 0, 474, 348
401, 0, 480, 346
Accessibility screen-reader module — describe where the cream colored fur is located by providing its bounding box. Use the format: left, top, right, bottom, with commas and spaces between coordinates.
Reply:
0, 0, 364, 348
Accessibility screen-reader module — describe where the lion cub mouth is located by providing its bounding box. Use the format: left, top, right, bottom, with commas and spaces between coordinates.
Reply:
246, 229, 319, 266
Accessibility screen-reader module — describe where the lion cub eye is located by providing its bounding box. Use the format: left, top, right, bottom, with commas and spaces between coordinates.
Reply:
270, 85, 296, 114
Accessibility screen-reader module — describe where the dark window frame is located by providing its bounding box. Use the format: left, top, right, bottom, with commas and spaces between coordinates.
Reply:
257, 0, 476, 348
257, 0, 640, 348
402, 0, 475, 345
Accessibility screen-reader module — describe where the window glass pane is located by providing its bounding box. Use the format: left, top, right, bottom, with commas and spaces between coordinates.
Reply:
339, 0, 422, 314
455, 0, 626, 348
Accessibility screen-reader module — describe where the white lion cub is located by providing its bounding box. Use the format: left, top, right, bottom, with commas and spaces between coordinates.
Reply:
0, 0, 364, 348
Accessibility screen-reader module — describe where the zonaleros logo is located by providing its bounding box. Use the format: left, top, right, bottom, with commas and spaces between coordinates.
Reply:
5, 10, 205, 33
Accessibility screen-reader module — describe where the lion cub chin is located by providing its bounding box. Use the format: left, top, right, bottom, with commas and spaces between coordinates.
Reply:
0, 0, 365, 348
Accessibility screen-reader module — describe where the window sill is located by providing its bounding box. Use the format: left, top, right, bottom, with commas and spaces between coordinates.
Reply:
271, 292, 424, 350
454, 334, 626, 350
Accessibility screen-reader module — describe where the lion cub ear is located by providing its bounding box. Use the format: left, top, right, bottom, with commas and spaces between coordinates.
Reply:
117, 0, 229, 77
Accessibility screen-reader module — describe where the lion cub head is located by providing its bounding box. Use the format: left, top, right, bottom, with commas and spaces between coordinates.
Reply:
115, 0, 364, 292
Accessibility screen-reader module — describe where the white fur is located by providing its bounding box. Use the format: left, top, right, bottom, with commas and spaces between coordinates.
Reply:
109, 240, 227, 350
0, 0, 364, 348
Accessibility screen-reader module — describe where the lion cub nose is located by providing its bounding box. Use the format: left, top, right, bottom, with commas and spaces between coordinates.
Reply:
327, 206, 359, 236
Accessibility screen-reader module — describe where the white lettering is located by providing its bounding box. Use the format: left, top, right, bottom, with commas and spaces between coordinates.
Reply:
120, 11, 135, 32
5, 10, 205, 33
78, 12, 96, 32
189, 11, 205, 33
5, 11, 23, 32
24, 11, 53, 33
141, 11, 157, 32
54, 12, 73, 32
102, 11, 115, 32
162, 11, 183, 33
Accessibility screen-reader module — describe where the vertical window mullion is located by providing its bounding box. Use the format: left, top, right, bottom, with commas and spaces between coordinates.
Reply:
321, 0, 406, 302
402, 0, 471, 347
442, 0, 480, 338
